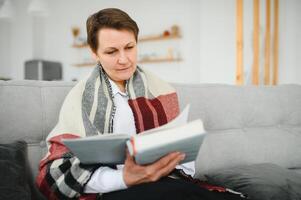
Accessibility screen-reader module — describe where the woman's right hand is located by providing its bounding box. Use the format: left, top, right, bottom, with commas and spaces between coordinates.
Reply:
123, 151, 185, 187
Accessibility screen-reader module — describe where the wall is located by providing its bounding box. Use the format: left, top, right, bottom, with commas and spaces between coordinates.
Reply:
0, 0, 10, 78
134, 0, 201, 84
199, 0, 236, 84
279, 0, 300, 84
296, 1, 300, 84
0, 0, 300, 84
0, 20, 11, 78
0, 0, 33, 80
199, 0, 301, 84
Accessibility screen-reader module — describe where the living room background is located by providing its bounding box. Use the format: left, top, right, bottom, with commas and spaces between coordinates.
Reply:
0, 0, 300, 84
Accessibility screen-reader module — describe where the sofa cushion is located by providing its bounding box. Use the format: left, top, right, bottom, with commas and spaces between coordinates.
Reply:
195, 127, 301, 177
205, 163, 301, 200
0, 141, 31, 199
0, 141, 46, 200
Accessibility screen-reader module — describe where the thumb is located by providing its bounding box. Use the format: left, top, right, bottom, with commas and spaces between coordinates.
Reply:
125, 149, 134, 163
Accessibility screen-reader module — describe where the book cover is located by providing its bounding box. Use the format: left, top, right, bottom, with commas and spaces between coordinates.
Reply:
62, 105, 206, 165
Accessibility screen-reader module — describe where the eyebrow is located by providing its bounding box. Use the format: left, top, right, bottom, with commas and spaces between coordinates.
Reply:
104, 42, 136, 51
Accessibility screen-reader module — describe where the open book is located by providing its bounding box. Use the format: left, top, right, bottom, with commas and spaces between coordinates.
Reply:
62, 105, 206, 165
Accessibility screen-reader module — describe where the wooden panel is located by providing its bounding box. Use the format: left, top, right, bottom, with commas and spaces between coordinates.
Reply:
252, 0, 260, 85
236, 0, 244, 85
264, 0, 271, 85
272, 0, 279, 85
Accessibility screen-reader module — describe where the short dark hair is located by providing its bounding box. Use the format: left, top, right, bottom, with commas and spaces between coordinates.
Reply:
86, 8, 139, 53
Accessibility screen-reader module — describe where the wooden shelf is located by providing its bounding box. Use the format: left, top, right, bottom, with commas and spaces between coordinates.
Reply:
72, 43, 89, 48
71, 34, 181, 49
139, 34, 181, 42
73, 62, 96, 67
72, 32, 182, 66
138, 57, 182, 64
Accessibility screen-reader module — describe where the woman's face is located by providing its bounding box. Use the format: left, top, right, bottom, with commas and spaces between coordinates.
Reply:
92, 28, 137, 88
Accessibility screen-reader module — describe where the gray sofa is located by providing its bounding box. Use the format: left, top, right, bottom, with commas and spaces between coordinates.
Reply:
1, 80, 301, 200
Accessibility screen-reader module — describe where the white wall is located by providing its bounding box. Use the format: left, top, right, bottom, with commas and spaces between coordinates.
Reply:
0, 0, 33, 79
199, 0, 236, 84
0, 0, 11, 78
0, 0, 300, 84
199, 0, 301, 84
298, 1, 301, 82
279, 0, 300, 84
0, 20, 11, 78
134, 0, 201, 84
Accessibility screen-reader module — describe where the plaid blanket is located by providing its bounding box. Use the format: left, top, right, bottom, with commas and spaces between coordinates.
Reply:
36, 65, 179, 199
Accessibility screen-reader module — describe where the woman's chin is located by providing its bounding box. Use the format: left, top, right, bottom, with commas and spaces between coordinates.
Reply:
121, 73, 133, 81
118, 68, 135, 80
111, 73, 131, 82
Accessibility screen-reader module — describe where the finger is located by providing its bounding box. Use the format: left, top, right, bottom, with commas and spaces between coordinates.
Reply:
158, 154, 185, 177
125, 150, 136, 165
151, 152, 181, 170
138, 152, 180, 182
154, 153, 185, 178
125, 150, 130, 161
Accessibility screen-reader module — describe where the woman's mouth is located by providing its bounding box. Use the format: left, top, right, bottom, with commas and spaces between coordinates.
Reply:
116, 67, 130, 71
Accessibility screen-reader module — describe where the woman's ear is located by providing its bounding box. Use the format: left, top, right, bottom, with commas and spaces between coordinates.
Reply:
89, 47, 99, 62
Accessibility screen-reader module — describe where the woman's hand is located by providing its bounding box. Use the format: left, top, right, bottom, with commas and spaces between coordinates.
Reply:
123, 151, 185, 187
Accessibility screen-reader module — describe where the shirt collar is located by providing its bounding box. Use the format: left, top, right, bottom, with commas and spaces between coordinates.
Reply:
108, 78, 128, 97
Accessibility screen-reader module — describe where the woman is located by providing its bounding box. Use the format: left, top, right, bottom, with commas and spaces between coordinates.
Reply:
36, 8, 246, 200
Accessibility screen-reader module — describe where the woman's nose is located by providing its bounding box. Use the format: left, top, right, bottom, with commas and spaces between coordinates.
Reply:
118, 51, 128, 64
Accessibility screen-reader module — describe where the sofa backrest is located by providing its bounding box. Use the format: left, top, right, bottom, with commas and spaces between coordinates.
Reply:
175, 83, 301, 130
0, 80, 75, 177
1, 81, 301, 177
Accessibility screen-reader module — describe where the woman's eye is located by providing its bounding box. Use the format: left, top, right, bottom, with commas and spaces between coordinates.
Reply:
126, 46, 134, 50
106, 51, 116, 55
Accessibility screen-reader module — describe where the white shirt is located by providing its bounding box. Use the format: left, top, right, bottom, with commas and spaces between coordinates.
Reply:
84, 79, 195, 194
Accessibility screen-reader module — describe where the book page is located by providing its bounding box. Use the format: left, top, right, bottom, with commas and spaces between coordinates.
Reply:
141, 104, 190, 135
131, 119, 206, 164
135, 119, 204, 151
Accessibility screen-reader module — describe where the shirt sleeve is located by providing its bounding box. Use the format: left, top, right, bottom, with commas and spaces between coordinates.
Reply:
176, 161, 195, 177
84, 166, 128, 194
